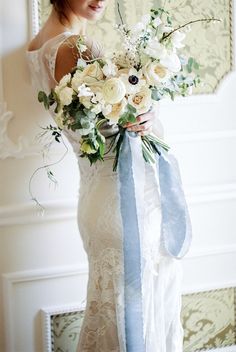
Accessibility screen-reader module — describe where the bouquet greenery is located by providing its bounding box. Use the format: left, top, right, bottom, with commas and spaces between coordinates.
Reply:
38, 7, 219, 172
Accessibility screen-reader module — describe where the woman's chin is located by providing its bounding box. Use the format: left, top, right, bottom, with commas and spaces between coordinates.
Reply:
86, 6, 104, 20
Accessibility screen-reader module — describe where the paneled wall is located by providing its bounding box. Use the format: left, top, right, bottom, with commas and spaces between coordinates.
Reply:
0, 0, 236, 351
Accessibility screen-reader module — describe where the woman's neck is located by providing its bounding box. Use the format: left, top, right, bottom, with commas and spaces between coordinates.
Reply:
48, 7, 87, 35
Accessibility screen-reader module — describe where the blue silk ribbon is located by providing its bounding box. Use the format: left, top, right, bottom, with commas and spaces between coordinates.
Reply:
118, 130, 145, 352
117, 130, 192, 350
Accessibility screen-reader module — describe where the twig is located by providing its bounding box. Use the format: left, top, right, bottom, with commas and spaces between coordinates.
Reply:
161, 18, 221, 42
117, 1, 124, 26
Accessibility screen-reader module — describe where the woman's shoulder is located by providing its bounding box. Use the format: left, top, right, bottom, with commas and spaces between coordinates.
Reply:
54, 34, 104, 82
27, 28, 74, 52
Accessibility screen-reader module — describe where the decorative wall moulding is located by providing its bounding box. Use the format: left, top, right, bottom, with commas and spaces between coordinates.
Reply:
0, 183, 236, 227
2, 265, 88, 352
41, 303, 86, 352
31, 0, 235, 94
2, 266, 236, 352
0, 103, 41, 159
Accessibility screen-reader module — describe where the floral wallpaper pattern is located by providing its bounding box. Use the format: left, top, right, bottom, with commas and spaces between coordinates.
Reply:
38, 0, 233, 94
49, 287, 236, 351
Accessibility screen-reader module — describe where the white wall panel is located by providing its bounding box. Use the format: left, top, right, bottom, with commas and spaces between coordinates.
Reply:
0, 0, 235, 351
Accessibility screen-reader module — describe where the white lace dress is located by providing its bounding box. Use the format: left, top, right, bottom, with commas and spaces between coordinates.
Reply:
26, 32, 184, 352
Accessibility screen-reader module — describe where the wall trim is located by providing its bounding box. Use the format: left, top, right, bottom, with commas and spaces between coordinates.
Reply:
2, 265, 236, 351
0, 102, 41, 159
1, 183, 236, 227
28, 0, 40, 38
1, 265, 88, 352
41, 303, 86, 352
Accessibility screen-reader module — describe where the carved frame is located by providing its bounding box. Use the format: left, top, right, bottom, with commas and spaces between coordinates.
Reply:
41, 302, 86, 352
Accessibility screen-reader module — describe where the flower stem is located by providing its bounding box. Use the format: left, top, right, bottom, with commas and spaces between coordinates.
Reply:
160, 18, 221, 42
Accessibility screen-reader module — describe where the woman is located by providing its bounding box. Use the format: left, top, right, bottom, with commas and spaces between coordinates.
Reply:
26, 1, 188, 351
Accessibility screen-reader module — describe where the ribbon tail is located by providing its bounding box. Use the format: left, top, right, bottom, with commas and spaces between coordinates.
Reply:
118, 130, 145, 352
156, 148, 192, 259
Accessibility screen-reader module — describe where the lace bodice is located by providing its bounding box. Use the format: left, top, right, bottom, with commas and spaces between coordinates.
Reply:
26, 31, 104, 92
26, 31, 164, 153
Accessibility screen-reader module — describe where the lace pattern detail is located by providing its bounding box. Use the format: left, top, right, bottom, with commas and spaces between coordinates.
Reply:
76, 248, 125, 352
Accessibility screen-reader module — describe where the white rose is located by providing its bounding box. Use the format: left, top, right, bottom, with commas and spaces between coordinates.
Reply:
128, 87, 152, 115
82, 61, 104, 84
143, 60, 169, 85
160, 52, 181, 72
104, 98, 127, 123
143, 39, 167, 60
58, 86, 74, 106
102, 78, 126, 104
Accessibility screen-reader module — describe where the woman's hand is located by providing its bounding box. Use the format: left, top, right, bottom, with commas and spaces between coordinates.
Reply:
123, 107, 156, 136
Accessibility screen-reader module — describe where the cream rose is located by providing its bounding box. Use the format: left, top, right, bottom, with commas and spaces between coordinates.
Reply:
102, 78, 126, 104
143, 60, 169, 85
82, 61, 104, 84
71, 70, 84, 91
57, 86, 74, 106
104, 98, 127, 123
128, 87, 152, 114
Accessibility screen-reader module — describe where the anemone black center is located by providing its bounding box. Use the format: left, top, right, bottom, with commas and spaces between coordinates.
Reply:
128, 75, 139, 85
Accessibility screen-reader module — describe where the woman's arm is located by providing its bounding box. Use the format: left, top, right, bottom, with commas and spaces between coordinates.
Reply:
54, 35, 101, 83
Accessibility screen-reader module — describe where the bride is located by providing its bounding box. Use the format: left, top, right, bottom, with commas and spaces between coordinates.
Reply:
26, 1, 191, 351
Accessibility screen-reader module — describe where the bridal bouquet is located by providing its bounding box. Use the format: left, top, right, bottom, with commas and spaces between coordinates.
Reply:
38, 7, 219, 172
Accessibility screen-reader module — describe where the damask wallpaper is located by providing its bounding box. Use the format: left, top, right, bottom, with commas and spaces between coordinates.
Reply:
48, 287, 236, 352
37, 0, 233, 94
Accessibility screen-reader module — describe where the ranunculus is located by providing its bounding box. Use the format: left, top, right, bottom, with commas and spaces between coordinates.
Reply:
82, 61, 104, 84
128, 87, 152, 114
160, 52, 181, 72
102, 77, 126, 104
57, 86, 74, 106
104, 98, 127, 123
143, 60, 169, 85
